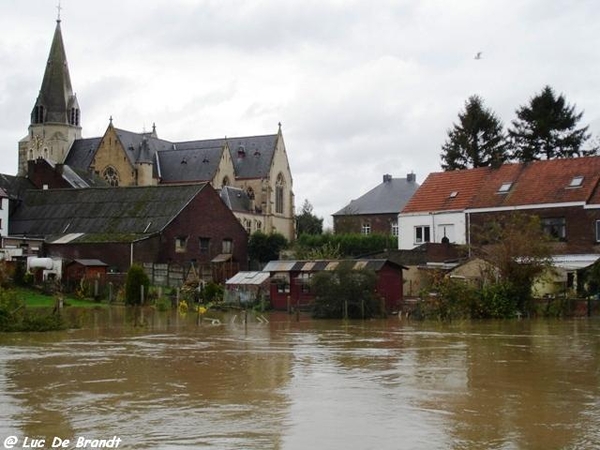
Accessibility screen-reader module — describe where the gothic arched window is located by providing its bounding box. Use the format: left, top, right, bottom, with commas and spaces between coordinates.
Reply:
275, 173, 285, 214
103, 166, 120, 186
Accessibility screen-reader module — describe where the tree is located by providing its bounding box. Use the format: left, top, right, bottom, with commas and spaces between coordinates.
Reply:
295, 199, 323, 235
125, 264, 150, 305
441, 95, 508, 171
248, 232, 288, 265
509, 85, 596, 161
472, 213, 554, 312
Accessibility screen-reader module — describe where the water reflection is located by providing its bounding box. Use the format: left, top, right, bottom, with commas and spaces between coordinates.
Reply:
0, 309, 599, 449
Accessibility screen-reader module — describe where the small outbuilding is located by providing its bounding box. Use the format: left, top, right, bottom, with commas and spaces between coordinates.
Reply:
224, 271, 270, 306
263, 259, 406, 313
65, 259, 108, 282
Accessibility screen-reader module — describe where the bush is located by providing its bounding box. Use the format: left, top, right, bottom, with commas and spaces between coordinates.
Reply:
0, 289, 66, 332
202, 282, 223, 303
417, 277, 522, 321
295, 233, 396, 258
125, 264, 150, 306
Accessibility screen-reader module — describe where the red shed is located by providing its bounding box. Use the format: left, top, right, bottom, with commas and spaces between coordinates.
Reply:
65, 259, 108, 283
263, 259, 406, 313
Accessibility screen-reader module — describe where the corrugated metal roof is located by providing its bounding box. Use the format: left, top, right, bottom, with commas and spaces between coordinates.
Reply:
226, 271, 270, 285
263, 259, 402, 272
71, 259, 108, 267
262, 261, 297, 272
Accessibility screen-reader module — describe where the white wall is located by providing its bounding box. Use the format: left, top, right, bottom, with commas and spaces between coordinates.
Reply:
397, 211, 467, 249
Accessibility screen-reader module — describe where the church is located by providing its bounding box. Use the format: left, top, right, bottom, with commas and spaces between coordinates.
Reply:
17, 16, 296, 242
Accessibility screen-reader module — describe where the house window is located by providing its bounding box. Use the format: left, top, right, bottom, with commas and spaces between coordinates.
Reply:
596, 221, 600, 242
541, 218, 566, 241
175, 236, 188, 253
415, 225, 431, 244
391, 221, 399, 237
362, 222, 371, 235
199, 237, 210, 253
244, 219, 252, 234
277, 282, 290, 294
275, 173, 285, 214
222, 239, 233, 254
498, 182, 513, 193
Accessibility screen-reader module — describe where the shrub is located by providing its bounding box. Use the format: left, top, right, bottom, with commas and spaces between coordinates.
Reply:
0, 289, 66, 332
125, 264, 150, 306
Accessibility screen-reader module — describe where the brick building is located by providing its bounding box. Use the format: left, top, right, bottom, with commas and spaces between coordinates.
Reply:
9, 184, 248, 282
333, 173, 419, 236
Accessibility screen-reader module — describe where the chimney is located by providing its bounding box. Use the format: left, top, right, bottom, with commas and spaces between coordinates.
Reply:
407, 172, 416, 183
383, 174, 392, 183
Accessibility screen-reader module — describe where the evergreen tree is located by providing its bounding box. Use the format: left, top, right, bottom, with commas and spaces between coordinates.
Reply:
441, 95, 508, 171
508, 85, 596, 161
125, 264, 150, 305
248, 232, 288, 264
295, 199, 323, 236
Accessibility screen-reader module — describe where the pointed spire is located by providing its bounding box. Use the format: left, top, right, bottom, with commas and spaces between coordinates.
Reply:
31, 17, 76, 125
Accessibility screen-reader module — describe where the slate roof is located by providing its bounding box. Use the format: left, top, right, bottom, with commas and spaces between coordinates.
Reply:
169, 134, 278, 180
225, 135, 278, 179
402, 156, 600, 214
114, 128, 174, 166
64, 131, 279, 183
65, 137, 102, 169
156, 146, 223, 183
220, 186, 252, 212
9, 184, 208, 241
333, 175, 420, 216
0, 173, 36, 201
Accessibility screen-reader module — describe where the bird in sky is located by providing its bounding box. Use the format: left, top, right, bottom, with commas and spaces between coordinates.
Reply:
474, 51, 483, 60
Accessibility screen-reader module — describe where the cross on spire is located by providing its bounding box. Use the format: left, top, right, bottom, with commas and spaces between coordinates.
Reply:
56, 1, 62, 22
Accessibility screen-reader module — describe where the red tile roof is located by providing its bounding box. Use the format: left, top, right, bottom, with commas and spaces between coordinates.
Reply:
471, 157, 600, 209
402, 166, 490, 213
402, 156, 600, 213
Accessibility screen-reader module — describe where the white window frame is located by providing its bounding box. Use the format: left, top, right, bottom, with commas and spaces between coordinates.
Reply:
414, 225, 431, 244
362, 222, 371, 235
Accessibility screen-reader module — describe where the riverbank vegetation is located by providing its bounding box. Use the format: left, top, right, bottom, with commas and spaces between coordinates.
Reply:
416, 213, 556, 320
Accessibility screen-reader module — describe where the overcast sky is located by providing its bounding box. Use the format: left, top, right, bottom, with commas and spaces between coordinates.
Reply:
1, 0, 599, 228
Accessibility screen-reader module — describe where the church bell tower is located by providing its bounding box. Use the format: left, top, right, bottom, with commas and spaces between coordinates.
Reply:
18, 13, 81, 175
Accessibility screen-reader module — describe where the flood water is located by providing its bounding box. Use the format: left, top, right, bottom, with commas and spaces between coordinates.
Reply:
0, 308, 599, 450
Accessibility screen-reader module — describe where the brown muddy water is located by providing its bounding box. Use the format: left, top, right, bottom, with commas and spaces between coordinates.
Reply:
0, 308, 599, 449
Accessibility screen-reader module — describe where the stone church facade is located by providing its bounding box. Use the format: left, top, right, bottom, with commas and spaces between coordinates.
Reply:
18, 17, 295, 241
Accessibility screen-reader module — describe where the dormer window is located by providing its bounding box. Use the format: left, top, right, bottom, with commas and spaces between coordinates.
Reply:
498, 182, 513, 193
569, 176, 583, 188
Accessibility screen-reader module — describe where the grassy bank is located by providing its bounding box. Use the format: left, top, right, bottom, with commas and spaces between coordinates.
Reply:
12, 287, 108, 308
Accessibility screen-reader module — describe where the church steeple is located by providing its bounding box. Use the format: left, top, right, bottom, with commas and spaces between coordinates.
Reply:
19, 15, 82, 175
31, 18, 79, 127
